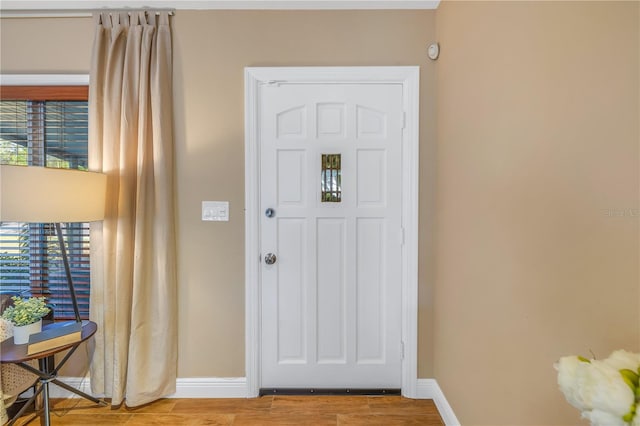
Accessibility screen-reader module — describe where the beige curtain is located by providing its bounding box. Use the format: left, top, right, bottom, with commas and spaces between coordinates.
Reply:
88, 11, 177, 407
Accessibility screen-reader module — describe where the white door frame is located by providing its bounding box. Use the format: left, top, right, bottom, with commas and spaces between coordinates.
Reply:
244, 66, 420, 398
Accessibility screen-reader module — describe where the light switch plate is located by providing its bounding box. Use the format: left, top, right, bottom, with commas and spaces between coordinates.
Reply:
202, 201, 229, 222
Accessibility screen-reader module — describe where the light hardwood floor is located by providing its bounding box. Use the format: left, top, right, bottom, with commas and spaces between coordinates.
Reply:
13, 396, 445, 425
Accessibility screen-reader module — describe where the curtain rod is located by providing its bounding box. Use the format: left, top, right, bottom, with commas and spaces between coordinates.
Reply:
97, 8, 175, 15
0, 9, 175, 18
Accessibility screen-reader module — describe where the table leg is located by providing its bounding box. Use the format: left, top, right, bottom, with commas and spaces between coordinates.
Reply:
38, 358, 51, 426
51, 378, 106, 406
40, 378, 50, 426
7, 384, 42, 426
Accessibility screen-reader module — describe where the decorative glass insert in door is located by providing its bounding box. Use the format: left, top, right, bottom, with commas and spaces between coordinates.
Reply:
321, 154, 341, 202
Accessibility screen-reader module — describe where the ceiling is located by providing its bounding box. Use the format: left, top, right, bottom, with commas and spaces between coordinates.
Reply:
1, 0, 440, 13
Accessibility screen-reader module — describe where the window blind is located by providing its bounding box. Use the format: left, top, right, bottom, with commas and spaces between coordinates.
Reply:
0, 91, 91, 320
0, 100, 88, 168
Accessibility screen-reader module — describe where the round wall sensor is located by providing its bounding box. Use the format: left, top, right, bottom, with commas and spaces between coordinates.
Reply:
427, 43, 440, 60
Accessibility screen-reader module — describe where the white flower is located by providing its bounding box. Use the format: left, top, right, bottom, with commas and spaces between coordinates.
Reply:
556, 354, 636, 426
604, 350, 640, 372
583, 409, 628, 426
588, 360, 635, 420
556, 356, 594, 411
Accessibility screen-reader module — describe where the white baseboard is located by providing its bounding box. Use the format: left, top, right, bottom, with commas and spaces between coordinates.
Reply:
49, 377, 247, 400
48, 377, 93, 399
51, 376, 459, 425
416, 379, 460, 426
168, 377, 247, 398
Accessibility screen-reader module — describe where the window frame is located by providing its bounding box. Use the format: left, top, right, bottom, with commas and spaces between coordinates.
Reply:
0, 74, 91, 321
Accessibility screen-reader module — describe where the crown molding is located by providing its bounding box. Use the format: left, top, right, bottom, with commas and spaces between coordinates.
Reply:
0, 0, 440, 13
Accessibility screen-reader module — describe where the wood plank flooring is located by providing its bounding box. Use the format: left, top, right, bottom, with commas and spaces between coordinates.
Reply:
12, 396, 444, 425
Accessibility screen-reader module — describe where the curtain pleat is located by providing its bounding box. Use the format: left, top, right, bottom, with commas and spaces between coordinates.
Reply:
88, 11, 177, 407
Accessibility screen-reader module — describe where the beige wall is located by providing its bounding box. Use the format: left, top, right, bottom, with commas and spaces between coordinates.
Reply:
435, 1, 639, 424
0, 18, 93, 73
172, 10, 438, 378
1, 3, 638, 425
0, 10, 438, 377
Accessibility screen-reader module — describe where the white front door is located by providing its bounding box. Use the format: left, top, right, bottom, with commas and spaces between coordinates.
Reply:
259, 81, 404, 388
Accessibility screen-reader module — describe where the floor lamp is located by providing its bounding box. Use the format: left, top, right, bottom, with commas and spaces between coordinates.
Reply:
0, 165, 106, 323
0, 165, 107, 426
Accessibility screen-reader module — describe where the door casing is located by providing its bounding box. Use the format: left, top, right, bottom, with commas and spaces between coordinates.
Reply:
244, 66, 420, 397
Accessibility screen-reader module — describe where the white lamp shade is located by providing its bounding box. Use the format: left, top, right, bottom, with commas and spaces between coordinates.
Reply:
0, 165, 106, 223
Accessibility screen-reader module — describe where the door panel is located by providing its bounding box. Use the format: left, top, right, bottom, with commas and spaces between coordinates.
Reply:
261, 83, 403, 388
356, 217, 385, 364
316, 218, 346, 364
357, 149, 387, 206
276, 218, 306, 363
277, 150, 305, 205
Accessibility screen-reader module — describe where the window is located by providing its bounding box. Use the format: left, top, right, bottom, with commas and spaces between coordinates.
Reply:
0, 84, 91, 320
321, 154, 342, 202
